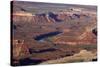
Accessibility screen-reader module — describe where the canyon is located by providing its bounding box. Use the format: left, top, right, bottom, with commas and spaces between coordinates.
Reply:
11, 1, 97, 66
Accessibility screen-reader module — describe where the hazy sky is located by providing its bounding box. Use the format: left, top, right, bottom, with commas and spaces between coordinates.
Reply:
15, 0, 97, 5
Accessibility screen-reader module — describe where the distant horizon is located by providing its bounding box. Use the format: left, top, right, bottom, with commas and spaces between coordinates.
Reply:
11, 0, 97, 7
12, 1, 97, 12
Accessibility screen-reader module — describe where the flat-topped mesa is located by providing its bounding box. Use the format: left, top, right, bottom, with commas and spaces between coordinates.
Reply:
12, 11, 33, 22
12, 11, 55, 23
13, 11, 33, 16
12, 11, 70, 23
53, 29, 97, 45
12, 11, 96, 24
